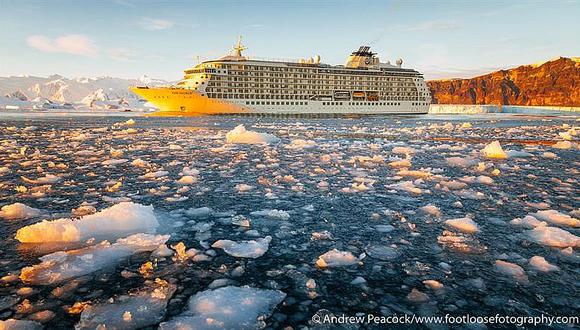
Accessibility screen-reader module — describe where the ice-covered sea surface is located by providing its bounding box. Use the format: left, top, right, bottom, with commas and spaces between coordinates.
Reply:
0, 112, 578, 329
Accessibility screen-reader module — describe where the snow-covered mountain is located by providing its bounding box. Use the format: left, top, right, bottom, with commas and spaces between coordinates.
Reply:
0, 74, 170, 111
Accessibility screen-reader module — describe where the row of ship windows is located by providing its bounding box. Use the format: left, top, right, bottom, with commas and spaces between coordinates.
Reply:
242, 101, 428, 106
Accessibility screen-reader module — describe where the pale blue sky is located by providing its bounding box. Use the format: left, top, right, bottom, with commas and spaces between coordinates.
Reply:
0, 0, 578, 80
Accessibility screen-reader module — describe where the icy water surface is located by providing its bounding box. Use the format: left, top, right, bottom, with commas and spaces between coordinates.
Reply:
0, 113, 578, 329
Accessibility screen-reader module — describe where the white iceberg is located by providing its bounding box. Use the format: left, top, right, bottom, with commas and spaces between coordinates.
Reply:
531, 210, 579, 228
225, 125, 279, 144
481, 141, 508, 159
159, 286, 285, 330
16, 202, 158, 243
20, 234, 169, 285
212, 236, 271, 258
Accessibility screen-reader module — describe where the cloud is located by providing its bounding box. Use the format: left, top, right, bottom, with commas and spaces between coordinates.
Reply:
138, 17, 174, 30
107, 47, 135, 61
26, 34, 98, 57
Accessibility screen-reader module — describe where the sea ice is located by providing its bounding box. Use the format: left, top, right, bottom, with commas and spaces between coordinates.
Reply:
212, 236, 272, 258
527, 226, 580, 248
481, 141, 508, 159
0, 203, 41, 220
76, 278, 176, 329
15, 202, 158, 243
286, 139, 316, 149
528, 256, 560, 272
159, 286, 285, 330
419, 205, 441, 217
494, 260, 529, 284
225, 125, 280, 144
316, 249, 359, 268
0, 319, 43, 330
531, 210, 579, 228
20, 234, 169, 285
250, 209, 290, 220
445, 217, 479, 234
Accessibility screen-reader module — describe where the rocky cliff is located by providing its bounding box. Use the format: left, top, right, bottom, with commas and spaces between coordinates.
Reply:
427, 57, 580, 107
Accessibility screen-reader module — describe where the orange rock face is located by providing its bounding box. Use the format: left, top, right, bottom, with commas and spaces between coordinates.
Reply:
427, 57, 579, 106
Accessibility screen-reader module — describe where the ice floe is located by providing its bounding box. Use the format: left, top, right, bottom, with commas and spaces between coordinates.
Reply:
77, 278, 176, 329
316, 249, 360, 268
159, 286, 285, 330
20, 234, 169, 285
445, 217, 479, 234
225, 125, 279, 144
528, 256, 560, 272
481, 141, 508, 159
526, 226, 580, 248
0, 203, 41, 220
15, 202, 158, 243
212, 236, 271, 258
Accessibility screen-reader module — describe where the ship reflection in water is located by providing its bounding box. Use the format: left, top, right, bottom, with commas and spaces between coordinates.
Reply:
0, 112, 578, 329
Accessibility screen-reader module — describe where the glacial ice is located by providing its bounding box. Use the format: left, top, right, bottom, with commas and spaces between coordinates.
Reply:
159, 286, 286, 330
225, 125, 280, 144
527, 226, 580, 248
316, 249, 360, 267
529, 256, 560, 272
0, 203, 41, 220
445, 217, 479, 234
20, 234, 169, 285
0, 319, 43, 330
494, 260, 529, 284
531, 210, 579, 228
481, 141, 508, 159
250, 209, 290, 220
212, 236, 272, 258
15, 202, 158, 243
76, 278, 176, 329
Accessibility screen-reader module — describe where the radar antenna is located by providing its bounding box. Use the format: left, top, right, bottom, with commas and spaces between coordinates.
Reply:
233, 36, 247, 57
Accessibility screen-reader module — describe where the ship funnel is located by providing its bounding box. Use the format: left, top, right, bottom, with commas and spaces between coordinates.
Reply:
396, 58, 403, 67
314, 55, 321, 64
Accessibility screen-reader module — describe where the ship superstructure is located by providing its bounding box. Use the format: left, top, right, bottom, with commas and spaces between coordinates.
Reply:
130, 38, 431, 115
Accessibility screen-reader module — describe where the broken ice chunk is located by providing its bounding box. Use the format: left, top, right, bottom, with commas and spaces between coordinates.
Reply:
481, 141, 508, 159
528, 256, 560, 272
316, 249, 360, 268
0, 203, 41, 220
225, 125, 280, 144
16, 202, 158, 243
526, 226, 580, 248
494, 260, 529, 284
250, 209, 290, 220
20, 234, 169, 285
76, 278, 176, 330
212, 236, 271, 258
159, 286, 285, 330
531, 210, 579, 228
445, 217, 479, 234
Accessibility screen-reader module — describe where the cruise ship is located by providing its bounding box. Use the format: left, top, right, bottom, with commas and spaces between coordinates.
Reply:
130, 38, 431, 115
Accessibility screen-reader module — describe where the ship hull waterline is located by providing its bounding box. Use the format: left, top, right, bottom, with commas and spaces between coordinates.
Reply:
130, 87, 429, 116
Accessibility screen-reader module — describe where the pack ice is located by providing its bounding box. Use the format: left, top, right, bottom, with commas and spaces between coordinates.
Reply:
212, 236, 272, 258
15, 202, 159, 243
76, 278, 176, 329
225, 125, 280, 144
20, 234, 169, 285
159, 286, 286, 330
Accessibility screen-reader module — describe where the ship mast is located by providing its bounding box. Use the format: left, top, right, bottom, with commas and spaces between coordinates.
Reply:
233, 36, 247, 57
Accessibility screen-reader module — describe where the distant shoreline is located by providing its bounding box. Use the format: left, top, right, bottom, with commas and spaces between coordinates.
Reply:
429, 104, 579, 114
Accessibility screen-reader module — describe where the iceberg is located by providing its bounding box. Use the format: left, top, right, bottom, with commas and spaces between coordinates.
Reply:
481, 141, 508, 159
159, 286, 285, 330
20, 234, 169, 285
15, 202, 158, 243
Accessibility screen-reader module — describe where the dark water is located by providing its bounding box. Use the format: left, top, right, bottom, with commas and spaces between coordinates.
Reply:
0, 112, 578, 329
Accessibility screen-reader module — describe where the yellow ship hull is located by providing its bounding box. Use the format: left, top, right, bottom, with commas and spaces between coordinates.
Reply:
129, 87, 247, 116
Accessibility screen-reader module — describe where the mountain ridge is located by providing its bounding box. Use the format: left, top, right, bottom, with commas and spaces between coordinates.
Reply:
427, 57, 579, 107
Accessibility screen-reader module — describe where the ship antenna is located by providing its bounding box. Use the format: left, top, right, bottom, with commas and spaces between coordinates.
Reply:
233, 36, 247, 57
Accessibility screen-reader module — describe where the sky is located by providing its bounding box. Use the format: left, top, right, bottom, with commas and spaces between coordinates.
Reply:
0, 0, 578, 80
